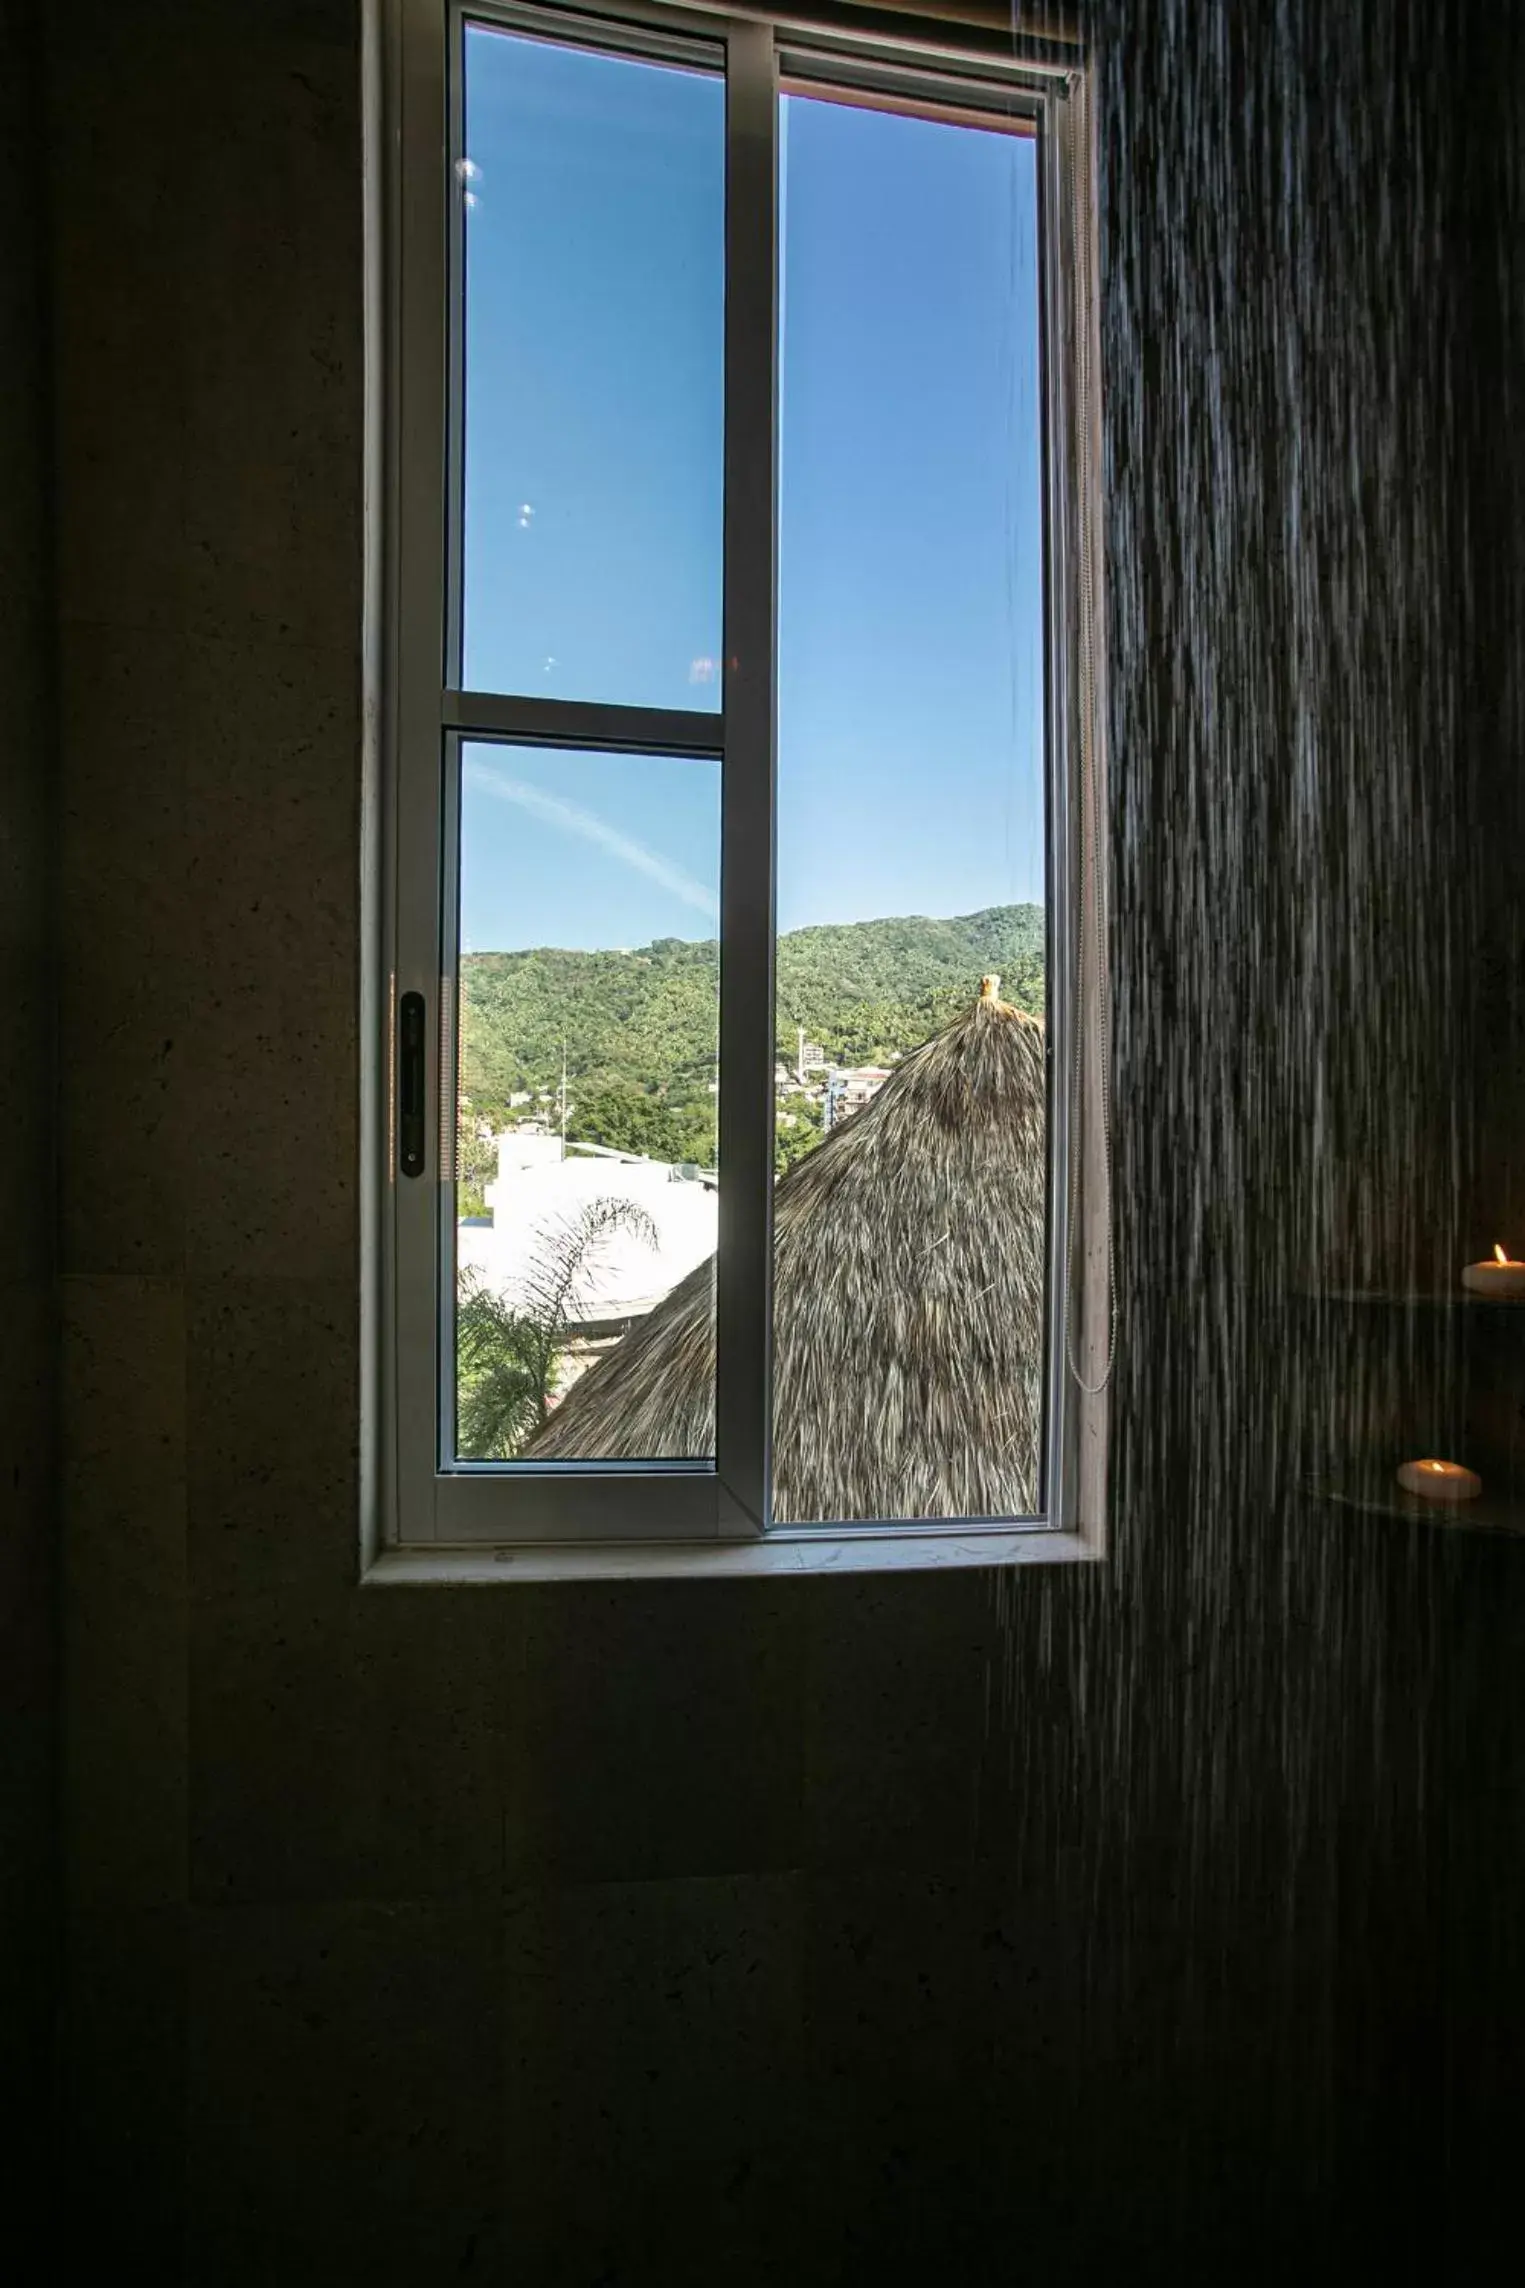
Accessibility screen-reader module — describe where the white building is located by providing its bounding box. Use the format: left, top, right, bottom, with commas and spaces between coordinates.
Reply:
458, 1130, 717, 1332
824, 1065, 892, 1131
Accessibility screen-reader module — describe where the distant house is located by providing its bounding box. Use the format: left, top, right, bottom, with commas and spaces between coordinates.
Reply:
824, 1064, 892, 1131
530, 980, 1048, 1521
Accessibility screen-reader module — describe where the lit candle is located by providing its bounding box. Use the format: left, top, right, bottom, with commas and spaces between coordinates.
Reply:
1395, 1458, 1483, 1503
1461, 1244, 1525, 1299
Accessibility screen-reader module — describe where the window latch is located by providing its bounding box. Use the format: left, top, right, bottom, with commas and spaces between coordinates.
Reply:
398, 991, 427, 1178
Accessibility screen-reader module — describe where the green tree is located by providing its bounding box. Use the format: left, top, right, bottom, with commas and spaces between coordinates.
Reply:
567, 1082, 683, 1162
455, 1276, 544, 1460
454, 1112, 499, 1219
773, 1091, 824, 1177
563, 1078, 718, 1170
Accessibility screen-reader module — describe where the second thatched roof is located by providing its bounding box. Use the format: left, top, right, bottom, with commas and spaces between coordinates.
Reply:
529, 980, 1048, 1522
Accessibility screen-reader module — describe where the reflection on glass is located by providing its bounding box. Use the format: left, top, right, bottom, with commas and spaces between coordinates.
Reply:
461, 27, 724, 710
772, 91, 1048, 1523
453, 742, 719, 1463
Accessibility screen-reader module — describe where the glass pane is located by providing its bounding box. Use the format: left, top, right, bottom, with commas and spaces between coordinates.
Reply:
460, 26, 724, 710
453, 741, 719, 1464
773, 91, 1047, 1524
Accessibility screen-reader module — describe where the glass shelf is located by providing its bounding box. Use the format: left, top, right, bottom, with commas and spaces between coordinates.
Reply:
1305, 1288, 1525, 1312
1317, 1473, 1525, 1538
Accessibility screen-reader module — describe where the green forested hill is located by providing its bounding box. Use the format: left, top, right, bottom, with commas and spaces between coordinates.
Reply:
774, 904, 1045, 1064
460, 905, 1044, 1146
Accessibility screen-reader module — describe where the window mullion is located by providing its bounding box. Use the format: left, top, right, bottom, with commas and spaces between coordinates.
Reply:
714, 15, 778, 1535
390, 0, 454, 1543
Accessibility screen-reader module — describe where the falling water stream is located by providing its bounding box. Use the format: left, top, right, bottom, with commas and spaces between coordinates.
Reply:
986, 0, 1524, 2265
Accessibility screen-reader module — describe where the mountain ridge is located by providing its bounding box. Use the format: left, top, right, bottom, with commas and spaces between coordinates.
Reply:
460, 902, 1045, 1148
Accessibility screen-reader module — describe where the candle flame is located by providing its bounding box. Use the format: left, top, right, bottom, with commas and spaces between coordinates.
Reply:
1496, 1243, 1510, 1265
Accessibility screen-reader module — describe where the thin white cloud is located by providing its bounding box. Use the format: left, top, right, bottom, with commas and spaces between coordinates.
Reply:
464, 758, 718, 921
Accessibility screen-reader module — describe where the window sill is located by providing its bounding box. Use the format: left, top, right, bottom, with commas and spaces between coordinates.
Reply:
364, 1526, 1098, 1584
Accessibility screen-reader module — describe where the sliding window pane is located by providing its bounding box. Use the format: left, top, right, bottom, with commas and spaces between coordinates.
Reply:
460, 26, 725, 710
453, 742, 719, 1464
773, 90, 1047, 1524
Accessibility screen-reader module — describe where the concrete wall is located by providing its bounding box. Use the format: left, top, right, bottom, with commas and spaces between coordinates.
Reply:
48, 1, 1524, 2282
0, 0, 58, 2228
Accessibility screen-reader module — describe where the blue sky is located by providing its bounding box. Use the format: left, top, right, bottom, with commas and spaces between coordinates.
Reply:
460, 29, 1043, 954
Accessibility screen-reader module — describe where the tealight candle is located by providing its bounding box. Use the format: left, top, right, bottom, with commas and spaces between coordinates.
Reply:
1461, 1244, 1525, 1299
1395, 1458, 1483, 1503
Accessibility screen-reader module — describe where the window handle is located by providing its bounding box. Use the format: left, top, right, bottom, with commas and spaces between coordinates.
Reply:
398, 991, 427, 1178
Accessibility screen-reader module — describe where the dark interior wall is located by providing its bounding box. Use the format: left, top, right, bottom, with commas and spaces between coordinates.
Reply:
0, 0, 58, 2230
1016, 6, 1524, 2276
1445, 10, 1525, 2249
46, 1, 1523, 2283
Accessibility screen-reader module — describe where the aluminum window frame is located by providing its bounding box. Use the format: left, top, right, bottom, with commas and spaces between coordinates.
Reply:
372, 0, 1110, 1565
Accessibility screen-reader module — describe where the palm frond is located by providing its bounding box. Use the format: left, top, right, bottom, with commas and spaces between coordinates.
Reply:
456, 1269, 543, 1459
456, 1196, 660, 1459
516, 1195, 660, 1340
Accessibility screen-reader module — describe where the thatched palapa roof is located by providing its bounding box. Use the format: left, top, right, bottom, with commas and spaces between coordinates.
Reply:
529, 979, 1048, 1522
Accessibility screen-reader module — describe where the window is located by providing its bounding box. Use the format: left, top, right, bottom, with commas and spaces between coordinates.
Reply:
376, 0, 1110, 1567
